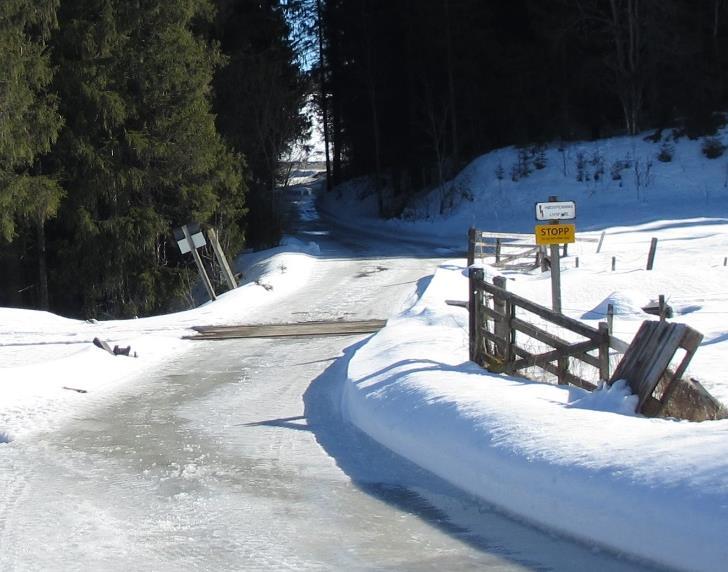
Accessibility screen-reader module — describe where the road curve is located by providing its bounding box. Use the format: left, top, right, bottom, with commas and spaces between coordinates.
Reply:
0, 194, 659, 571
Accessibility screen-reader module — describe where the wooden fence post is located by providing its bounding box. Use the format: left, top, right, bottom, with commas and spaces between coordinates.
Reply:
611, 256, 616, 271
607, 303, 614, 335
469, 267, 484, 363
646, 237, 658, 270
495, 238, 502, 264
467, 227, 476, 267
598, 322, 610, 381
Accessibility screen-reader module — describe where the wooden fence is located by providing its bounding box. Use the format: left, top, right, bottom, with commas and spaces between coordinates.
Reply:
467, 227, 542, 270
469, 268, 629, 389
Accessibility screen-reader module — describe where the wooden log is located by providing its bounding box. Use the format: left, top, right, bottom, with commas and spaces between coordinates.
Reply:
187, 320, 387, 339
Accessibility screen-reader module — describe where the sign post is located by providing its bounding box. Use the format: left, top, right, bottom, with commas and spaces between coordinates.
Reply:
207, 227, 238, 291
175, 223, 217, 302
534, 197, 576, 314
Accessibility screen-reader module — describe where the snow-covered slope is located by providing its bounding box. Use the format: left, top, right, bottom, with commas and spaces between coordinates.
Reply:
326, 128, 728, 571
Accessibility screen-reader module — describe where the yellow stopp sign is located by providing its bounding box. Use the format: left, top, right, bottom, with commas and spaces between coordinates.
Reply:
535, 223, 575, 245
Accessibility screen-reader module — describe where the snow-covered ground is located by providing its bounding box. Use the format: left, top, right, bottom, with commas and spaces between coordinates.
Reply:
3, 127, 728, 570
322, 129, 728, 572
0, 238, 321, 441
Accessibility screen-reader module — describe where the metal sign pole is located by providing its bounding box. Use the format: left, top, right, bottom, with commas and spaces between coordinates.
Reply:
183, 224, 217, 301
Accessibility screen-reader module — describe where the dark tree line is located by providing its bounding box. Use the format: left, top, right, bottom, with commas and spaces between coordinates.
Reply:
316, 0, 728, 214
0, 0, 308, 318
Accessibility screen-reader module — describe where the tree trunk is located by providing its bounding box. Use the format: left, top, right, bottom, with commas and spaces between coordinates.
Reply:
316, 0, 333, 191
37, 219, 49, 310
609, 0, 643, 135
362, 3, 384, 216
443, 0, 458, 171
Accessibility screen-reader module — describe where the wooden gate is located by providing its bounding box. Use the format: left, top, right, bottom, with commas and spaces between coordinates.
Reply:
469, 268, 628, 389
467, 227, 541, 270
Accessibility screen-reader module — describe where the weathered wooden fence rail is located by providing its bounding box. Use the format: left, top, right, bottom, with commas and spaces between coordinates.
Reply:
465, 229, 726, 420
469, 267, 628, 389
467, 227, 541, 270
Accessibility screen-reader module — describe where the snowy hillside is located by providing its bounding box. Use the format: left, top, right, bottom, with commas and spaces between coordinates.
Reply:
320, 128, 728, 404
321, 128, 728, 571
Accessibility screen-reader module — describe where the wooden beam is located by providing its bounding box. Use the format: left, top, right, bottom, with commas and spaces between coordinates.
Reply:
510, 340, 597, 372
478, 279, 602, 341
511, 345, 597, 390
188, 319, 387, 340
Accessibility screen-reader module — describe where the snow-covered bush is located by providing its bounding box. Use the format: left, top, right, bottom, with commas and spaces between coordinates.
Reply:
702, 137, 726, 159
656, 142, 674, 162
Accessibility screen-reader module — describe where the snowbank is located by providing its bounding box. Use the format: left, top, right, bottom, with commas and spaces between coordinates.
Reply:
342, 261, 728, 571
0, 241, 320, 441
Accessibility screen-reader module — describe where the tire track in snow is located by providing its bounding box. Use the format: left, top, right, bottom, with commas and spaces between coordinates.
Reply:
0, 454, 29, 570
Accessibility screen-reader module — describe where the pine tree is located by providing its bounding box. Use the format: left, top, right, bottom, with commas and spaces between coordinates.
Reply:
0, 0, 63, 308
213, 0, 309, 248
51, 0, 245, 317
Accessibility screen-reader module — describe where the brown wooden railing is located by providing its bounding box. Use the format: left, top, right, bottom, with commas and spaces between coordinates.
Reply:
467, 227, 542, 270
469, 268, 629, 389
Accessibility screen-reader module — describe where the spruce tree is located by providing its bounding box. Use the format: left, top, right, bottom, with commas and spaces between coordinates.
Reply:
0, 0, 63, 308
52, 0, 245, 317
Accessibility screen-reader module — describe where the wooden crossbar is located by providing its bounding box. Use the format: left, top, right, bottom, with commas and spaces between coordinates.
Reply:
186, 319, 386, 340
510, 339, 598, 372
470, 269, 621, 387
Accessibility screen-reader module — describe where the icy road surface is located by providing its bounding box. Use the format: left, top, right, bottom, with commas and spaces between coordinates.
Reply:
0, 194, 658, 570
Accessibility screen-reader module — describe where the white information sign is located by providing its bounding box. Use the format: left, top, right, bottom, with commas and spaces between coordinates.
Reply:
535, 201, 576, 221
174, 223, 206, 254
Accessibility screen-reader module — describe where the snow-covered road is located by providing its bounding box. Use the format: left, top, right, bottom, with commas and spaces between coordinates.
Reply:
0, 195, 659, 570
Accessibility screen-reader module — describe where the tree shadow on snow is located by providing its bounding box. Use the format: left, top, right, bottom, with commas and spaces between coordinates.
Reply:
302, 339, 658, 572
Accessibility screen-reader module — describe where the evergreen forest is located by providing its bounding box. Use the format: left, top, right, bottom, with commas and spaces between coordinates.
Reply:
0, 0, 307, 318
314, 0, 728, 215
2, 0, 727, 318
